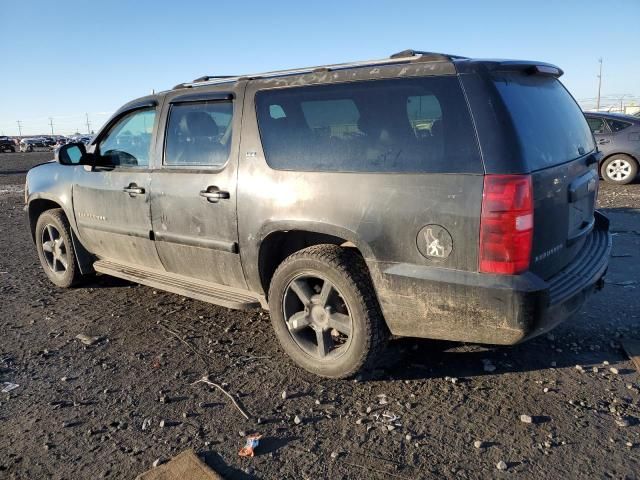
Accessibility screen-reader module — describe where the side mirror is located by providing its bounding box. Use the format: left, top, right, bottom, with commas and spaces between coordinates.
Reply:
55, 142, 87, 165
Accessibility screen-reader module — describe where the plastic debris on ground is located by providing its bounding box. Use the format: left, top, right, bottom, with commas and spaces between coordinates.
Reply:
238, 434, 262, 457
2, 382, 19, 393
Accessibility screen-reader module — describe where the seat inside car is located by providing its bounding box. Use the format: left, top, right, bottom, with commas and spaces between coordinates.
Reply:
170, 110, 226, 165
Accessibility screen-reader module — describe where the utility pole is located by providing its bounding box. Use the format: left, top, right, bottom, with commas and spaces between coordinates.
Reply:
596, 58, 603, 111
49, 117, 55, 136
85, 113, 91, 135
16, 120, 23, 137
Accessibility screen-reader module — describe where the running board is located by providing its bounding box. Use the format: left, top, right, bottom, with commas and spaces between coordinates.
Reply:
93, 260, 265, 310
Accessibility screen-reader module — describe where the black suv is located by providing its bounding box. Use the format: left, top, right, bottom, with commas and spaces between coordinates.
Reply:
25, 50, 611, 378
585, 112, 640, 184
0, 136, 15, 152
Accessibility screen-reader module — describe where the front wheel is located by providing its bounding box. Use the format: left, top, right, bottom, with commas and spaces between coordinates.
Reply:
268, 245, 389, 378
601, 154, 638, 184
35, 209, 83, 288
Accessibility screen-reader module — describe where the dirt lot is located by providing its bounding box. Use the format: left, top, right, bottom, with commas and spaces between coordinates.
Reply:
1, 151, 639, 479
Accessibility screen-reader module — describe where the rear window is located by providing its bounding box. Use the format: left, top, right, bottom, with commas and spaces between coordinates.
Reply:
255, 76, 481, 173
493, 73, 595, 170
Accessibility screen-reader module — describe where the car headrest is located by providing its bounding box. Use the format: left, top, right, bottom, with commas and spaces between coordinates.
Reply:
180, 111, 219, 138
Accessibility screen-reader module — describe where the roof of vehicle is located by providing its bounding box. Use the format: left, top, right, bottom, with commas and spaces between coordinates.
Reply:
170, 49, 563, 90
584, 111, 640, 123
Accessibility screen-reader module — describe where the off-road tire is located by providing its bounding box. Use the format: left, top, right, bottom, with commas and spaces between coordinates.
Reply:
268, 244, 389, 378
601, 154, 638, 185
35, 208, 82, 288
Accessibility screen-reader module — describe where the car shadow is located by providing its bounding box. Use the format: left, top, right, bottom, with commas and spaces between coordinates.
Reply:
82, 274, 134, 289
366, 335, 624, 382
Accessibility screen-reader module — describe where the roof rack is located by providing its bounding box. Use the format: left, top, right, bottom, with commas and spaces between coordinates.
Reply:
191, 75, 236, 83
175, 49, 463, 89
389, 49, 468, 60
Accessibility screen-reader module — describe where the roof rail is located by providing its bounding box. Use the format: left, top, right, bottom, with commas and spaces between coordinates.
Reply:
390, 49, 468, 60
191, 75, 236, 83
176, 50, 462, 89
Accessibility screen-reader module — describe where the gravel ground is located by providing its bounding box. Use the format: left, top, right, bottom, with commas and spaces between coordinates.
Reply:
1, 151, 639, 479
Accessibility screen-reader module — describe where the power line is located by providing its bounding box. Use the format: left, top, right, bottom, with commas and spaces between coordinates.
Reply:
85, 113, 91, 134
49, 117, 55, 136
16, 120, 22, 137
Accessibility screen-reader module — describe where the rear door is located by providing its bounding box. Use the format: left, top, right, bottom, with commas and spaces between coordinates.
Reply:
491, 72, 598, 279
149, 85, 247, 288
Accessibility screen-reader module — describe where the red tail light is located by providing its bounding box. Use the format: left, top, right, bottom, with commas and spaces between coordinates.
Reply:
479, 175, 533, 275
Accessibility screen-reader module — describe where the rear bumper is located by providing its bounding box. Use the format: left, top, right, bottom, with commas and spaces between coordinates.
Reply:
374, 211, 611, 345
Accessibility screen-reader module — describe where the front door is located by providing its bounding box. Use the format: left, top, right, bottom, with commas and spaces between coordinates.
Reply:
73, 107, 164, 269
150, 87, 246, 288
586, 115, 613, 155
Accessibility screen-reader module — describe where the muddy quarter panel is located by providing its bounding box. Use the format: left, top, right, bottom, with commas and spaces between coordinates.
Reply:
237, 63, 485, 338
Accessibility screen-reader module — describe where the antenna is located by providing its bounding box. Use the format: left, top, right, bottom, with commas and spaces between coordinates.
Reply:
49, 117, 55, 136
85, 113, 92, 135
16, 120, 23, 137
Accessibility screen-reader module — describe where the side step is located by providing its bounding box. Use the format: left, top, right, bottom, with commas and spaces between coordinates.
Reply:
94, 260, 265, 310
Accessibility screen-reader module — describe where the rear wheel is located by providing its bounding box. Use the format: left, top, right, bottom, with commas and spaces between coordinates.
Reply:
35, 209, 82, 288
601, 154, 638, 184
268, 245, 389, 378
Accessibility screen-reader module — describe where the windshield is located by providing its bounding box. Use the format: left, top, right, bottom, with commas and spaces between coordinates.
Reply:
493, 73, 595, 170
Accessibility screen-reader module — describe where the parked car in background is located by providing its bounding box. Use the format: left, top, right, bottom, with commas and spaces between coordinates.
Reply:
0, 136, 15, 152
19, 138, 49, 152
585, 112, 640, 184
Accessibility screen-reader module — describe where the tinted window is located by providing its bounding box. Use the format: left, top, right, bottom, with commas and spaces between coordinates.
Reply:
493, 74, 595, 169
255, 76, 481, 173
164, 101, 233, 167
606, 118, 632, 133
99, 109, 156, 167
586, 117, 607, 134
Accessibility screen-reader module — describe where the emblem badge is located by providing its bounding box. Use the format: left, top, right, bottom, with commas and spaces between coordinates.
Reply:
417, 225, 453, 260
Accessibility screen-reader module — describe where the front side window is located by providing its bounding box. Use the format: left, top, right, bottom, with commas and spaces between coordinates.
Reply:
586, 117, 607, 134
98, 108, 156, 167
164, 101, 233, 167
606, 118, 632, 133
255, 76, 481, 173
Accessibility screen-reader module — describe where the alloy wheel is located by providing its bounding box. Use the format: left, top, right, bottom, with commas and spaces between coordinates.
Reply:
282, 274, 353, 360
606, 158, 633, 182
41, 224, 68, 275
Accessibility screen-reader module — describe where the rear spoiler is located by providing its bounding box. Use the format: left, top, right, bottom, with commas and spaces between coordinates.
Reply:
493, 61, 563, 77
455, 59, 564, 77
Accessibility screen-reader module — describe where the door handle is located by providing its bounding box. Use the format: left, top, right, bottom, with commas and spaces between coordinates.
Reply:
598, 139, 610, 144
200, 187, 230, 203
123, 184, 145, 195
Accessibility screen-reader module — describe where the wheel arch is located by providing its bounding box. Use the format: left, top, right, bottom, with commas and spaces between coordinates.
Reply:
256, 222, 375, 299
27, 196, 95, 274
28, 197, 65, 242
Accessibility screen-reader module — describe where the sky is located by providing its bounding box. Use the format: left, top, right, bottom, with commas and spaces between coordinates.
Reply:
1, 0, 639, 136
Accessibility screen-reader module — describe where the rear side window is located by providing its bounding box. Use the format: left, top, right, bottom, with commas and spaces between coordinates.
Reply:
164, 101, 233, 167
255, 76, 481, 173
606, 118, 632, 132
492, 73, 595, 170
